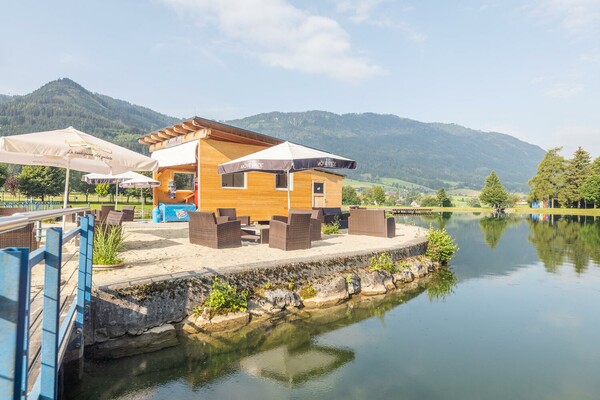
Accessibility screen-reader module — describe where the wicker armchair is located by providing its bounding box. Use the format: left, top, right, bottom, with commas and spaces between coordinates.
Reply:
217, 208, 250, 226
121, 205, 135, 222
348, 209, 395, 238
289, 209, 322, 241
0, 207, 38, 250
189, 211, 242, 249
269, 213, 311, 251
100, 205, 115, 222
97, 210, 125, 235
314, 207, 349, 229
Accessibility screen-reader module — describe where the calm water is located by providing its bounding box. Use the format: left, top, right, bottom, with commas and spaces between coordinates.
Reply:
67, 213, 600, 400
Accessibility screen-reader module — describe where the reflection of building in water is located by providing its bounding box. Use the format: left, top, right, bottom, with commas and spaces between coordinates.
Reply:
239, 343, 354, 386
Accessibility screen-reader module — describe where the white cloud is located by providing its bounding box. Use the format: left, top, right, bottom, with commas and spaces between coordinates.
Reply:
580, 50, 600, 64
161, 0, 383, 81
543, 82, 584, 99
334, 0, 426, 42
527, 0, 600, 34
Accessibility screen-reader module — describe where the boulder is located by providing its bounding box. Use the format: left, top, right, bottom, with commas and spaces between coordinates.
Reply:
302, 276, 349, 308
91, 324, 178, 359
186, 311, 250, 333
358, 271, 388, 295
346, 273, 361, 295
393, 269, 414, 285
264, 289, 302, 310
410, 261, 429, 278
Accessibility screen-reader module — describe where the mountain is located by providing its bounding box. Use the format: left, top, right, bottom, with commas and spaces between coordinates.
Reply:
227, 111, 545, 191
0, 79, 544, 191
0, 78, 179, 152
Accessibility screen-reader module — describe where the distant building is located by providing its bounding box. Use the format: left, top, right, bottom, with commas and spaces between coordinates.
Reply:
411, 200, 420, 207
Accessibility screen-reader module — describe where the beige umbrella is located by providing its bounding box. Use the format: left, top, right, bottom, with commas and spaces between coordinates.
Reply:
0, 126, 158, 226
82, 171, 150, 207
119, 175, 161, 221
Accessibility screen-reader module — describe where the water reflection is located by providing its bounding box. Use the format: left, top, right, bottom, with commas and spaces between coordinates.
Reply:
527, 215, 600, 274
427, 268, 458, 301
478, 215, 521, 249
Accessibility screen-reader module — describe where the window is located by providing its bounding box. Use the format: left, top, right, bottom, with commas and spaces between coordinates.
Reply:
173, 172, 195, 191
221, 172, 246, 188
275, 173, 293, 190
313, 182, 324, 194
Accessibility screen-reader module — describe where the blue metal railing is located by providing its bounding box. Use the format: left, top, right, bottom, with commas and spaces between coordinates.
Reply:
0, 208, 94, 400
1, 201, 62, 212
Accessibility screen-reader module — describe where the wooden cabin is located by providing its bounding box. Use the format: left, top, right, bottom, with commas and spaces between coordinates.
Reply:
138, 117, 345, 222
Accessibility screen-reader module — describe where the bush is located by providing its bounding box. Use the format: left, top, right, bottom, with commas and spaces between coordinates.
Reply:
93, 227, 125, 265
204, 277, 248, 317
299, 285, 317, 299
369, 251, 398, 273
426, 225, 459, 263
322, 219, 341, 234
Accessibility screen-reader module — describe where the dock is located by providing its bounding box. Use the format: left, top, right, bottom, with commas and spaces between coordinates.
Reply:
390, 208, 433, 215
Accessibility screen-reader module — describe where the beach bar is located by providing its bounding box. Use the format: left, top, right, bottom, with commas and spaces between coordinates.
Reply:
138, 117, 345, 222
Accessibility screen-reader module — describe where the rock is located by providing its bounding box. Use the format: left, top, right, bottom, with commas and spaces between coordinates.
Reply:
346, 273, 361, 295
393, 269, 414, 285
358, 271, 388, 295
302, 276, 349, 308
186, 311, 250, 333
381, 271, 395, 290
410, 261, 428, 278
91, 324, 179, 359
264, 289, 302, 310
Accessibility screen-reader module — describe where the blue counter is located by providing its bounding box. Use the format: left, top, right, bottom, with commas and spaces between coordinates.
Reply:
154, 203, 197, 222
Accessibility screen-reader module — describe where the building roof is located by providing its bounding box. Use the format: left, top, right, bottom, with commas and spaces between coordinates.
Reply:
138, 116, 282, 147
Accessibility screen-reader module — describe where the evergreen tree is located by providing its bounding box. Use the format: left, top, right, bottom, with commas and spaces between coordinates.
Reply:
592, 157, 600, 175
18, 166, 65, 201
581, 175, 600, 207
480, 171, 508, 208
342, 186, 361, 205
528, 148, 565, 207
0, 164, 8, 188
436, 188, 452, 207
558, 147, 592, 208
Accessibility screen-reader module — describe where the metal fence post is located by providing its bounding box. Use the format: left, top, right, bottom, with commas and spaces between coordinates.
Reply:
40, 228, 62, 400
0, 247, 29, 400
84, 216, 94, 321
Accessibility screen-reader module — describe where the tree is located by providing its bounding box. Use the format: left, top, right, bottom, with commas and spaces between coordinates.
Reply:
581, 175, 600, 207
419, 195, 438, 207
558, 147, 592, 208
436, 188, 452, 207
342, 186, 360, 205
364, 185, 386, 205
95, 183, 110, 201
18, 166, 65, 201
0, 164, 8, 188
592, 157, 600, 175
480, 171, 508, 208
5, 175, 19, 196
528, 148, 565, 207
69, 171, 93, 203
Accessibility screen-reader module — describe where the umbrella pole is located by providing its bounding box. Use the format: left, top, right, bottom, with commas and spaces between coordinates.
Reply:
115, 183, 119, 208
141, 188, 144, 221
62, 164, 70, 229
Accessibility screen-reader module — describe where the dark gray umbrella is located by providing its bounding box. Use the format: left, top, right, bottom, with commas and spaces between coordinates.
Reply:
217, 141, 356, 209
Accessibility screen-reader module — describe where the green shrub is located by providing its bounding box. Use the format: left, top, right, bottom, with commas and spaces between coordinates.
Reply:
396, 260, 411, 271
426, 225, 459, 263
288, 279, 295, 291
369, 251, 398, 273
322, 219, 341, 234
300, 285, 317, 299
204, 277, 248, 317
93, 227, 125, 265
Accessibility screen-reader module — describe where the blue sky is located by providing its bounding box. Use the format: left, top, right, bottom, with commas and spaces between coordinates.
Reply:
1, 0, 599, 157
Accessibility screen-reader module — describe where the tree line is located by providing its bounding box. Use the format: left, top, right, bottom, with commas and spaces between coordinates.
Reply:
529, 147, 600, 208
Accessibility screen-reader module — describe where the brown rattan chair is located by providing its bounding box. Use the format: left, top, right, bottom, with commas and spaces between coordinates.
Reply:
217, 208, 250, 226
121, 205, 135, 222
189, 211, 241, 249
315, 207, 349, 229
100, 205, 115, 222
348, 208, 395, 238
269, 212, 312, 251
98, 210, 125, 235
0, 207, 38, 250
289, 209, 322, 241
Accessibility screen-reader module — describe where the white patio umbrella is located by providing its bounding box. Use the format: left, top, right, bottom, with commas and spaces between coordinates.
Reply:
82, 171, 150, 207
217, 141, 356, 209
119, 175, 161, 221
0, 126, 158, 226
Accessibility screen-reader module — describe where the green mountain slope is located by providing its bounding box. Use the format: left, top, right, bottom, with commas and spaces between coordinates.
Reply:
227, 111, 545, 191
0, 78, 179, 152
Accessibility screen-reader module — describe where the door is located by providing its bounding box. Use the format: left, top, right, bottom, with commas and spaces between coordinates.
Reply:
313, 181, 325, 207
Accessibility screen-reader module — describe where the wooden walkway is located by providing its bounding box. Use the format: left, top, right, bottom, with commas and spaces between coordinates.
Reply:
390, 208, 433, 215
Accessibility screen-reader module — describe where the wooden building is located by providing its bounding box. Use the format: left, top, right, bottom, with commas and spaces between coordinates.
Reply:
138, 117, 345, 221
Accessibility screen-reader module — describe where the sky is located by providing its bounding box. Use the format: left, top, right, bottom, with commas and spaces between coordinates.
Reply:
1, 0, 599, 157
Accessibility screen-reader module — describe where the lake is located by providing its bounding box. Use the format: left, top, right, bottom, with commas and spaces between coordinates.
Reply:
66, 213, 600, 400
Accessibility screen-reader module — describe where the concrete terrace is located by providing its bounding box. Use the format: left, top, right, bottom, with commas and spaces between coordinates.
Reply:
91, 221, 428, 287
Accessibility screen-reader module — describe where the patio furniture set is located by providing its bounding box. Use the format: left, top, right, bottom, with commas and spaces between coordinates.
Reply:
187, 207, 396, 251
